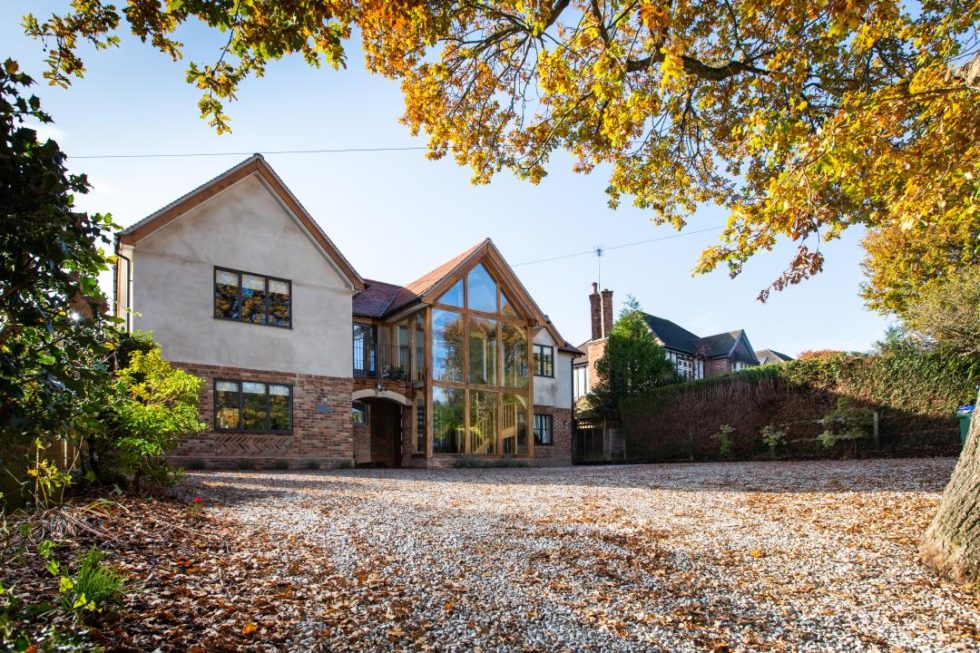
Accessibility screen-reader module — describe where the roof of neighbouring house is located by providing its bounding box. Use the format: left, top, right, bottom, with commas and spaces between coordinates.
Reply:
642, 314, 704, 355
755, 349, 794, 364
352, 279, 412, 318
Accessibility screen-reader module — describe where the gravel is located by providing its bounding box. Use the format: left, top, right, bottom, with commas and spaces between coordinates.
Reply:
180, 458, 979, 652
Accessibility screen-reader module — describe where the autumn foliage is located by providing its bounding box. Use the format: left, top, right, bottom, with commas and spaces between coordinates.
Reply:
21, 0, 979, 310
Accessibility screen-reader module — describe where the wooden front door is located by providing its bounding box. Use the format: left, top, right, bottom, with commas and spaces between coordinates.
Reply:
369, 400, 402, 468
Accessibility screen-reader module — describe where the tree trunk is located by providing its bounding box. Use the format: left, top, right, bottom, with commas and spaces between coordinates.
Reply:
921, 391, 980, 586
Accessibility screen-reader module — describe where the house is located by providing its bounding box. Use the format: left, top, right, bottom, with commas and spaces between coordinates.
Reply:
113, 155, 581, 468
573, 285, 760, 400
755, 349, 794, 365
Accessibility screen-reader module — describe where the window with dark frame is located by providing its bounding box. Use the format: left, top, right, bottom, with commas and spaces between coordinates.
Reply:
214, 380, 292, 433
533, 344, 554, 377
352, 401, 369, 425
214, 267, 291, 328
534, 413, 553, 445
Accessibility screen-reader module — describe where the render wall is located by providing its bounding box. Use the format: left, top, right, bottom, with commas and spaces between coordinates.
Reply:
533, 330, 573, 410
129, 174, 353, 378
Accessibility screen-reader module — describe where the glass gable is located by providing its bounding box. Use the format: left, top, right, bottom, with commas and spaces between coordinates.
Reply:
438, 279, 464, 307
467, 264, 497, 313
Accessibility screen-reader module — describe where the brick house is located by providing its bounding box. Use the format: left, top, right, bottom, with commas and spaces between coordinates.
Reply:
572, 285, 762, 400
114, 155, 580, 468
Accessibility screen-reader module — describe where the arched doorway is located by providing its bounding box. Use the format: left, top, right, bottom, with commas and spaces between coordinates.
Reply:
353, 389, 410, 468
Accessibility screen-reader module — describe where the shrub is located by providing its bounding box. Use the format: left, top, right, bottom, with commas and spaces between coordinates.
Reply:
712, 424, 735, 459
185, 459, 206, 471
92, 333, 205, 491
236, 459, 255, 471
818, 398, 875, 455
303, 460, 322, 470
760, 424, 787, 458
272, 460, 290, 471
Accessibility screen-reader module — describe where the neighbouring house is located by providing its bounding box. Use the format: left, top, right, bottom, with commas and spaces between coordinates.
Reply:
755, 349, 794, 365
113, 154, 581, 468
573, 285, 761, 400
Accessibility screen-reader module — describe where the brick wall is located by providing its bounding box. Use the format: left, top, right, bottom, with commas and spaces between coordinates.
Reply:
532, 405, 573, 465
705, 358, 731, 378
170, 362, 354, 469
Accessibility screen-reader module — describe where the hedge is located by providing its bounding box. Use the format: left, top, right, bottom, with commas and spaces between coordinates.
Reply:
619, 347, 979, 462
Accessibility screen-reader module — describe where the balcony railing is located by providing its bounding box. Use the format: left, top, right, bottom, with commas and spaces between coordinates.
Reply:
354, 341, 421, 381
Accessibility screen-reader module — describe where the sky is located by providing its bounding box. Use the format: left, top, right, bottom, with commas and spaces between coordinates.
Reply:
2, 3, 894, 355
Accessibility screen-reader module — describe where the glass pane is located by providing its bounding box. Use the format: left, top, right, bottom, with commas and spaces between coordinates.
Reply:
534, 345, 554, 377
467, 264, 497, 313
432, 386, 464, 453
353, 324, 375, 377
432, 310, 464, 383
268, 279, 291, 327
413, 312, 425, 382
468, 317, 497, 385
214, 270, 240, 320
501, 323, 528, 388
352, 401, 368, 426
414, 395, 426, 454
534, 413, 553, 445
469, 390, 497, 455
242, 382, 267, 431
397, 321, 411, 370
269, 385, 291, 430
502, 393, 528, 455
437, 279, 463, 307
241, 274, 267, 324
500, 289, 518, 317
215, 381, 240, 430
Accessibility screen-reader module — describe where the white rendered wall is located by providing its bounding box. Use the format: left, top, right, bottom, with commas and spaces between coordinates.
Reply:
533, 329, 573, 409
129, 174, 354, 377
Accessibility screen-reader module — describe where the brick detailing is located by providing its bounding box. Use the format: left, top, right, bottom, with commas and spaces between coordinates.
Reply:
532, 406, 573, 465
586, 340, 607, 393
170, 362, 354, 469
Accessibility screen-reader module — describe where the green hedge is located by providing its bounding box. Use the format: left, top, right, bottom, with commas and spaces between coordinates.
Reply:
619, 347, 978, 462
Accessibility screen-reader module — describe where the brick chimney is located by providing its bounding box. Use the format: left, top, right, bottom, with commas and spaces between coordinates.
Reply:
601, 288, 613, 338
589, 282, 602, 340
589, 283, 615, 340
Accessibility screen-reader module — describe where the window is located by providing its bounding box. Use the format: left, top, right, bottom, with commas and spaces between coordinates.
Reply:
214, 268, 291, 328
215, 380, 292, 433
534, 413, 553, 445
353, 323, 376, 377
352, 401, 369, 425
533, 344, 554, 377
573, 364, 588, 400
432, 387, 465, 453
433, 310, 465, 383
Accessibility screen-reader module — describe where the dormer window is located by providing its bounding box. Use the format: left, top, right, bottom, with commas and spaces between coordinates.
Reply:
214, 267, 291, 328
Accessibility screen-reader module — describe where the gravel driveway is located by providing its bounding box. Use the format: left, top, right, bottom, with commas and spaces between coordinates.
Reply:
182, 458, 978, 652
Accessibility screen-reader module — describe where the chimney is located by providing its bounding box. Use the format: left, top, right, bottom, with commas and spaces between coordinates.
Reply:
601, 288, 613, 338
589, 282, 602, 340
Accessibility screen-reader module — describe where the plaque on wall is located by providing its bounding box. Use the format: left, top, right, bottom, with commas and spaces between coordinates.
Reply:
315, 403, 332, 414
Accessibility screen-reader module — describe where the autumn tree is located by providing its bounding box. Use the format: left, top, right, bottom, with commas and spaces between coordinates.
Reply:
590, 297, 676, 418
23, 0, 979, 308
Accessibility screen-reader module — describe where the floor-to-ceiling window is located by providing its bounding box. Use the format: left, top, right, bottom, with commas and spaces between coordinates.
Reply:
429, 262, 530, 456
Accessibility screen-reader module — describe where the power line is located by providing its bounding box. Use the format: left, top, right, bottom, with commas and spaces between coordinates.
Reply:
68, 145, 428, 160
513, 225, 723, 267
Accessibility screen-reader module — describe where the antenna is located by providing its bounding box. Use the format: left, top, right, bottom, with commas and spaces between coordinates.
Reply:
595, 244, 604, 288
595, 245, 605, 337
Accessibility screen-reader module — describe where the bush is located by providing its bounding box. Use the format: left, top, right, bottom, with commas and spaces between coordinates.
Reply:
760, 424, 787, 458
185, 459, 206, 471
92, 333, 205, 491
272, 460, 290, 471
236, 459, 255, 471
818, 398, 875, 455
303, 460, 321, 470
712, 424, 735, 459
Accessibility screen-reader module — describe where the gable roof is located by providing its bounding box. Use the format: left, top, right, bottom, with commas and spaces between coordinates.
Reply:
353, 238, 581, 355
756, 349, 794, 364
642, 314, 703, 354
700, 329, 760, 363
118, 154, 365, 291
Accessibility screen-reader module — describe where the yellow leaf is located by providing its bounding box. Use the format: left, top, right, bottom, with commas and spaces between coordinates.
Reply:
749, 549, 765, 558
242, 622, 258, 636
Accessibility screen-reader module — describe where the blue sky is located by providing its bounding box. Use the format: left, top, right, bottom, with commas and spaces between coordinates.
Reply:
3, 3, 893, 354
